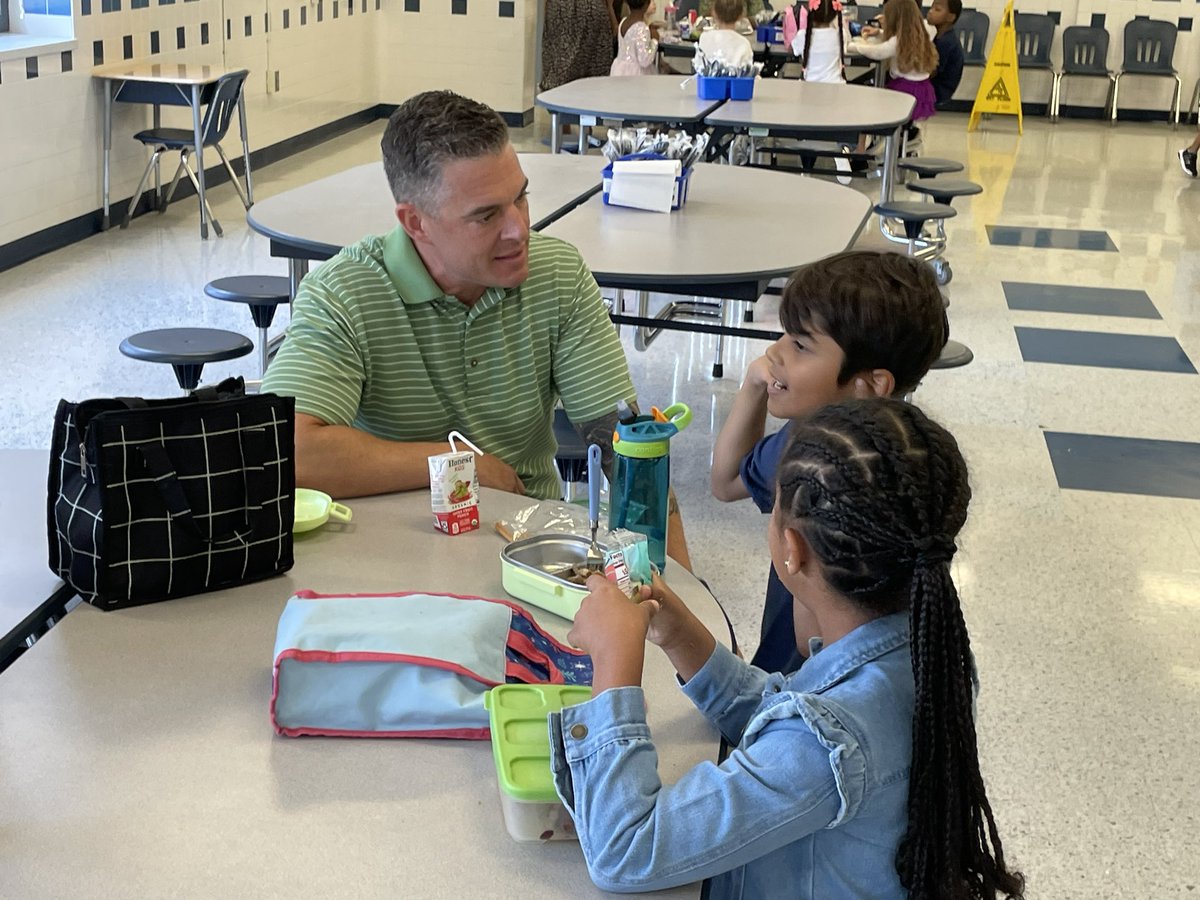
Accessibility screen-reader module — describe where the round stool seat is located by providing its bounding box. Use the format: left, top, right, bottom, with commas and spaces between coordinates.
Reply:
204, 275, 291, 304
897, 157, 965, 179
929, 339, 974, 370
907, 178, 983, 205
205, 275, 291, 331
873, 200, 957, 239
120, 328, 253, 392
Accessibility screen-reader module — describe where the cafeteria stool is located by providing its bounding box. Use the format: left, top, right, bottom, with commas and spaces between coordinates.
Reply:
930, 339, 974, 370
897, 157, 965, 185
552, 407, 587, 502
872, 200, 957, 284
119, 328, 253, 393
204, 275, 291, 378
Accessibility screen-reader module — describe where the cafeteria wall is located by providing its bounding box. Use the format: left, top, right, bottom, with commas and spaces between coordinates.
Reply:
0, 0, 379, 248
0, 0, 1191, 252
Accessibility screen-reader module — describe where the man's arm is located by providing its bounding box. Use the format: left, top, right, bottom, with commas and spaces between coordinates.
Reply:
710, 356, 771, 502
294, 414, 524, 500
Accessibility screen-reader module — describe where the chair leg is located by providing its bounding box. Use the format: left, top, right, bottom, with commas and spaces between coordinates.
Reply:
122, 148, 164, 228
1172, 75, 1182, 127
179, 156, 224, 237
1049, 72, 1061, 120
214, 143, 250, 209
1110, 73, 1121, 124
161, 152, 189, 214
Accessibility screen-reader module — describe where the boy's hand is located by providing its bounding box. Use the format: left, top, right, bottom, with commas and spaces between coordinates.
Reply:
743, 355, 772, 391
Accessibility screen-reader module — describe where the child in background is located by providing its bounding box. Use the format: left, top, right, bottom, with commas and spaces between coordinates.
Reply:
711, 251, 947, 674
554, 398, 1026, 899
848, 0, 939, 122
698, 0, 755, 69
611, 0, 661, 76
927, 0, 965, 107
791, 0, 849, 84
1180, 132, 1200, 177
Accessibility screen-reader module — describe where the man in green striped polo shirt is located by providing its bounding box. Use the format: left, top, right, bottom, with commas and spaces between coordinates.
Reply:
262, 91, 651, 522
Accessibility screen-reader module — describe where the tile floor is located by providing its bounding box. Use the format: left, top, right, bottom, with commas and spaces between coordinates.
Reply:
2, 109, 1199, 896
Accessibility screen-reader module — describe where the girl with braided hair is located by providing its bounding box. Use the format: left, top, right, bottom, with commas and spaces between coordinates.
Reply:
551, 398, 1024, 898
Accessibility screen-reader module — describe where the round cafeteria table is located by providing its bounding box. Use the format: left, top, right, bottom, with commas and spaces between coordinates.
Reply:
0, 486, 733, 898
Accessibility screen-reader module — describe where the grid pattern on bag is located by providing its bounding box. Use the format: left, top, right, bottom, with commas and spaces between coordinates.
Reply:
49, 387, 295, 609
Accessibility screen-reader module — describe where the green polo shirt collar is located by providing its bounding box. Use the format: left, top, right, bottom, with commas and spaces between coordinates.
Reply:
382, 226, 443, 305
382, 226, 516, 316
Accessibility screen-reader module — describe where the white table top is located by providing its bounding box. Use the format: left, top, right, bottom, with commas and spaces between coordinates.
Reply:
540, 162, 872, 287
703, 79, 915, 133
536, 75, 724, 124
247, 155, 604, 258
0, 450, 62, 641
247, 156, 870, 290
92, 61, 231, 85
0, 487, 730, 898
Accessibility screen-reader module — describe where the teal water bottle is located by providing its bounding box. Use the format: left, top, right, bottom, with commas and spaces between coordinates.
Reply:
608, 403, 692, 572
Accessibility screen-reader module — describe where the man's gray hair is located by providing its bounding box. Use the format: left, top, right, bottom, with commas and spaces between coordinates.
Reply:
381, 91, 511, 210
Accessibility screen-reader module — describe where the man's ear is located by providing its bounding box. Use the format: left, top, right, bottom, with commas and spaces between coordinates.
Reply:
396, 203, 426, 244
851, 369, 896, 399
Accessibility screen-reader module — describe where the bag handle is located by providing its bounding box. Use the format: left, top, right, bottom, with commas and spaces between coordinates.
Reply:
135, 427, 270, 546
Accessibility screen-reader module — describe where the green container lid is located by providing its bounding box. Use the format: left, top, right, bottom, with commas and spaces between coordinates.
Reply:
485, 684, 593, 802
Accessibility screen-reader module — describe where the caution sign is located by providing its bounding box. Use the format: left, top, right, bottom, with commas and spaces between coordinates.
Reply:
968, 0, 1022, 134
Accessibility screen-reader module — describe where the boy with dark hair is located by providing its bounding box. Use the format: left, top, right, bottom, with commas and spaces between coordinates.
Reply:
928, 0, 964, 106
711, 251, 948, 672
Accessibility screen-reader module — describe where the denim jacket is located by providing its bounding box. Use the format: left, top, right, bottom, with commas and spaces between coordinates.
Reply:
548, 612, 915, 897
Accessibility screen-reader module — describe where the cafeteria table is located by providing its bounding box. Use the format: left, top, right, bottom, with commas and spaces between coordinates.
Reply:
0, 449, 76, 673
93, 61, 252, 240
246, 154, 872, 370
0, 486, 733, 898
535, 75, 725, 155
703, 79, 915, 204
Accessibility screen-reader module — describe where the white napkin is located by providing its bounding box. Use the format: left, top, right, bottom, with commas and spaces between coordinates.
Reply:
608, 159, 682, 213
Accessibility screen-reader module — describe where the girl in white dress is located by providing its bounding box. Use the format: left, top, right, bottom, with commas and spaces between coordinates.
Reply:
611, 0, 660, 76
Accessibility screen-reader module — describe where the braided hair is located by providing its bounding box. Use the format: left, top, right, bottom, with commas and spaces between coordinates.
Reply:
800, 0, 846, 79
776, 398, 1024, 900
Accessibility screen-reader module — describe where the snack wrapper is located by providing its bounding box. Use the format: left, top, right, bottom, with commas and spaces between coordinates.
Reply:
603, 529, 653, 595
429, 431, 482, 535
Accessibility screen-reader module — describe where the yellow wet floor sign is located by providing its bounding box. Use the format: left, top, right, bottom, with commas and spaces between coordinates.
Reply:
968, 0, 1022, 133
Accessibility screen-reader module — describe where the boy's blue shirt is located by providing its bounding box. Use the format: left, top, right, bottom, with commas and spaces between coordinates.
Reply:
548, 612, 916, 898
739, 428, 805, 673
932, 26, 965, 104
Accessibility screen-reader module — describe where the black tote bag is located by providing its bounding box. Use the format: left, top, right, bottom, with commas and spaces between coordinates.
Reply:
48, 378, 296, 610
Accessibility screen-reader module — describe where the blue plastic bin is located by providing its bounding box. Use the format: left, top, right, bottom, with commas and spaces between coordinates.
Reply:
729, 76, 755, 100
601, 153, 693, 211
755, 23, 783, 44
696, 74, 730, 100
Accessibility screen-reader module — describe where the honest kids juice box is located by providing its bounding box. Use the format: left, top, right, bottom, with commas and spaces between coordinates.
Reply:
428, 441, 480, 535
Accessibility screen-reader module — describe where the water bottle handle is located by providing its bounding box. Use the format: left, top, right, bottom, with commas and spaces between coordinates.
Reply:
657, 403, 692, 432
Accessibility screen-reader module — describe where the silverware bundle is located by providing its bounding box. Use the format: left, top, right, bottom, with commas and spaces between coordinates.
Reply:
600, 128, 710, 170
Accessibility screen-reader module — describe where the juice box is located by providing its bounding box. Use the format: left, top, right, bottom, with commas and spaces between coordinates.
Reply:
428, 446, 480, 535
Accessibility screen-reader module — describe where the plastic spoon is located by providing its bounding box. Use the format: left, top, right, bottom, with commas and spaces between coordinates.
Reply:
586, 444, 604, 569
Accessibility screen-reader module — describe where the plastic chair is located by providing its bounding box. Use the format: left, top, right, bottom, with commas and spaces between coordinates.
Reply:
122, 70, 252, 238
1051, 26, 1115, 120
120, 328, 253, 393
1111, 19, 1181, 124
1014, 13, 1055, 108
956, 10, 991, 66
204, 275, 291, 378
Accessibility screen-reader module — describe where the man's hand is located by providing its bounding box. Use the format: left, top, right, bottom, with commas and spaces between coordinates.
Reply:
475, 454, 526, 495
